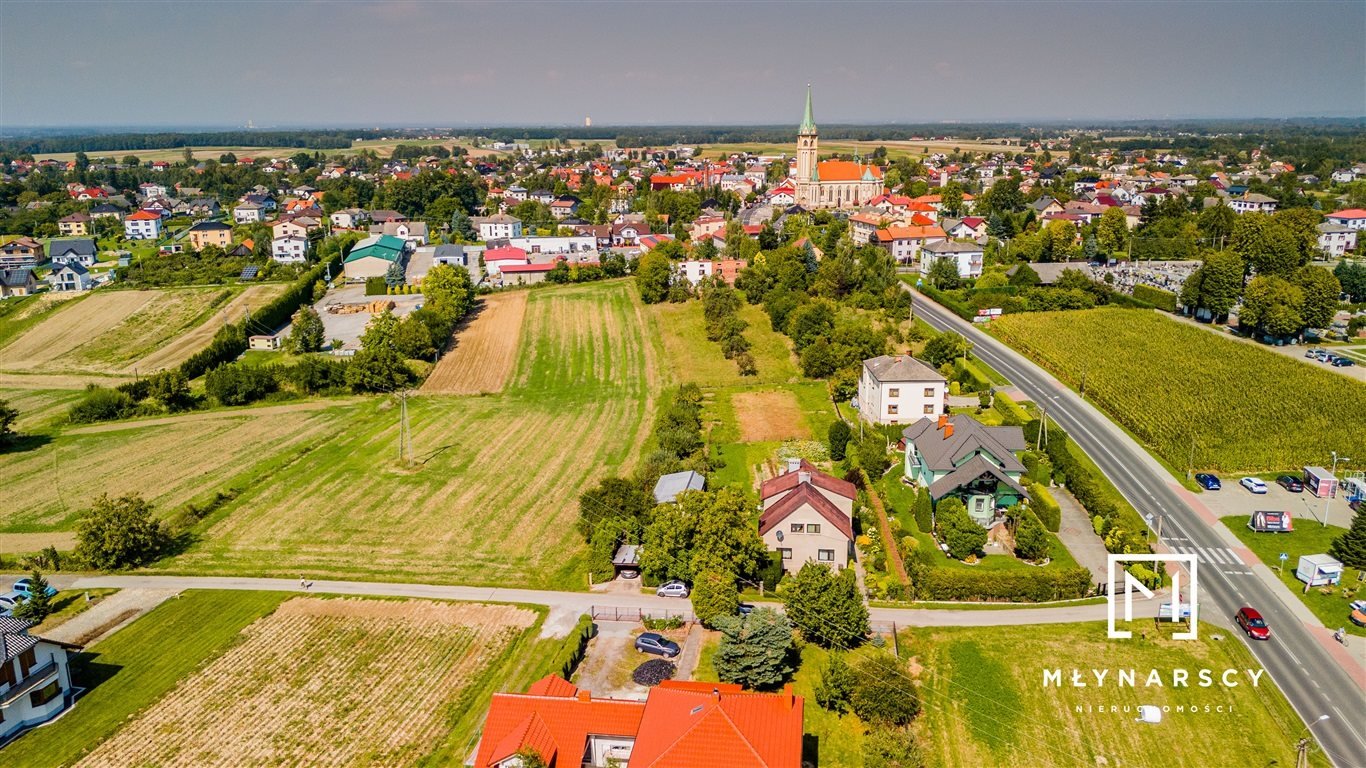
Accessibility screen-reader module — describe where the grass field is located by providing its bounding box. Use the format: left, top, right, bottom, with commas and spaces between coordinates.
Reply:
422, 291, 528, 395
706, 382, 835, 494
1221, 515, 1364, 637
902, 622, 1327, 768
990, 308, 1366, 472
652, 299, 800, 387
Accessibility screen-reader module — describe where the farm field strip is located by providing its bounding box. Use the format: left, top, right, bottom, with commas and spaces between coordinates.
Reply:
651, 299, 800, 387
0, 291, 159, 371
125, 283, 288, 373
74, 597, 536, 768
989, 308, 1366, 472
731, 389, 813, 442
421, 290, 528, 394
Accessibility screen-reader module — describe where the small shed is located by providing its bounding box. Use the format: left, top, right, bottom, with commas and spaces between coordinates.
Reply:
1295, 554, 1343, 587
1248, 510, 1293, 533
248, 335, 280, 351
652, 470, 706, 504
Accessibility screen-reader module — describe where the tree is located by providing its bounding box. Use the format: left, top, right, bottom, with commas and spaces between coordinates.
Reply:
712, 607, 795, 689
1334, 260, 1366, 303
692, 569, 741, 627
1095, 206, 1129, 255
939, 183, 965, 217
577, 476, 654, 541
636, 251, 672, 304
422, 263, 475, 320
640, 504, 695, 584
1180, 250, 1243, 319
856, 435, 890, 476
0, 397, 19, 446
1293, 265, 1342, 330
935, 498, 986, 560
927, 257, 960, 289
690, 489, 769, 578
449, 209, 477, 241
828, 420, 852, 461
11, 571, 54, 623
1238, 276, 1304, 337
850, 653, 921, 727
346, 310, 414, 392
1007, 262, 1041, 286
1013, 508, 1050, 562
394, 314, 437, 359
1232, 213, 1303, 278
785, 300, 836, 350
74, 493, 171, 570
146, 370, 192, 412
921, 331, 971, 368
287, 306, 326, 354
863, 728, 925, 768
814, 651, 856, 713
782, 563, 869, 648
1330, 509, 1366, 570
1197, 203, 1236, 243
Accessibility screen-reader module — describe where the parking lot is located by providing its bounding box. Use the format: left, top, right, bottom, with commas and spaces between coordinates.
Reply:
315, 284, 424, 351
1195, 474, 1351, 528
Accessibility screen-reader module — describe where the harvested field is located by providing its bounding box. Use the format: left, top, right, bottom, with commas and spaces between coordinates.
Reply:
732, 389, 812, 442
125, 283, 287, 373
0, 531, 76, 553
0, 291, 158, 371
74, 597, 537, 768
0, 387, 86, 431
421, 291, 528, 394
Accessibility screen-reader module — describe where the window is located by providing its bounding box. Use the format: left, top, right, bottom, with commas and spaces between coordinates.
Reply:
808, 524, 821, 534
29, 681, 61, 708
18, 648, 35, 677
790, 523, 805, 533
923, 404, 935, 414
888, 388, 900, 397
0, 659, 16, 688
818, 549, 835, 562
779, 548, 793, 560
887, 404, 898, 415
924, 387, 935, 397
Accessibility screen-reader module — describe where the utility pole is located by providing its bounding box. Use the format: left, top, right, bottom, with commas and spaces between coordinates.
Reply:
1323, 451, 1350, 528
1187, 433, 1197, 480
398, 390, 411, 464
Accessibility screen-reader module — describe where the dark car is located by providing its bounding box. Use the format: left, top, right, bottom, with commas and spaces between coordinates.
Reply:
1276, 475, 1303, 493
1236, 606, 1271, 640
634, 632, 681, 657
1332, 357, 1356, 367
1195, 473, 1221, 491
737, 603, 755, 616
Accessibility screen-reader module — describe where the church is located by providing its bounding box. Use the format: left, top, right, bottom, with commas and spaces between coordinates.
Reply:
793, 86, 884, 209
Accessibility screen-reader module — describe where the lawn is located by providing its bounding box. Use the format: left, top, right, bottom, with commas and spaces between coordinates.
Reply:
652, 298, 800, 387
1221, 515, 1364, 637
990, 308, 1366, 472
901, 622, 1327, 767
706, 381, 835, 496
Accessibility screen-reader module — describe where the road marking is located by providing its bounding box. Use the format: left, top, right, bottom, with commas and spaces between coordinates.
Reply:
1284, 646, 1301, 665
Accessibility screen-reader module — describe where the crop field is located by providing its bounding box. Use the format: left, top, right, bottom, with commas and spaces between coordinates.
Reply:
652, 299, 799, 387
125, 284, 286, 373
0, 386, 85, 432
72, 597, 537, 768
422, 291, 528, 394
0, 286, 283, 376
990, 309, 1366, 472
167, 280, 660, 587
903, 623, 1326, 768
732, 389, 813, 442
696, 137, 1031, 162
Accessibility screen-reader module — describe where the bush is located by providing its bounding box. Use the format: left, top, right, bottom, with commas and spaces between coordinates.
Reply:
643, 616, 685, 631
814, 651, 856, 713
991, 392, 1031, 426
918, 566, 1093, 602
68, 386, 136, 424
1132, 284, 1178, 313
1013, 508, 1051, 562
74, 493, 172, 571
1027, 483, 1061, 532
912, 488, 933, 534
205, 363, 280, 406
864, 728, 925, 768
828, 420, 852, 461
632, 659, 677, 686
550, 614, 594, 680
934, 498, 985, 560
365, 276, 387, 296
850, 653, 921, 727
691, 570, 740, 627
712, 608, 795, 689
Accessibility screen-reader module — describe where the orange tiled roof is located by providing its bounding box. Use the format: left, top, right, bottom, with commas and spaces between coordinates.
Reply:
815, 160, 882, 182
631, 681, 804, 768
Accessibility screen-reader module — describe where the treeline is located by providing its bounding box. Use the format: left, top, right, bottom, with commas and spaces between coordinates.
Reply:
700, 279, 756, 376
1, 130, 383, 156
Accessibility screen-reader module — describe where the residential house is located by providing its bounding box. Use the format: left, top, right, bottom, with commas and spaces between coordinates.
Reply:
652, 470, 706, 504
88, 203, 123, 222
343, 234, 408, 280
57, 212, 91, 237
1326, 209, 1366, 231
759, 459, 856, 574
49, 262, 92, 292
848, 212, 883, 244
138, 182, 168, 199
1228, 192, 1278, 215
471, 675, 802, 768
472, 214, 523, 241
902, 414, 1029, 527
876, 224, 946, 264
0, 268, 38, 297
186, 220, 233, 251
0, 237, 44, 268
0, 616, 82, 742
271, 219, 309, 241
1030, 197, 1064, 218
505, 235, 595, 255
369, 220, 428, 245
271, 235, 309, 264
329, 208, 369, 230
611, 219, 649, 246
1317, 223, 1357, 257
185, 198, 221, 217
943, 216, 987, 240
233, 202, 264, 223
688, 215, 726, 241
549, 197, 580, 220
123, 210, 163, 240
919, 240, 984, 279
47, 238, 97, 267
857, 355, 946, 425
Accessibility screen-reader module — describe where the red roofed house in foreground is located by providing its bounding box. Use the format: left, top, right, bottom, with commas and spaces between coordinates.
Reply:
758, 459, 857, 574
472, 676, 803, 768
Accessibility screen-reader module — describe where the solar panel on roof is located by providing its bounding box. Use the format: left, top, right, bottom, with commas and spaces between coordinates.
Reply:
239, 265, 259, 280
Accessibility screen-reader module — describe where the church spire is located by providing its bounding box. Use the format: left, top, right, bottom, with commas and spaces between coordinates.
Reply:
799, 84, 816, 134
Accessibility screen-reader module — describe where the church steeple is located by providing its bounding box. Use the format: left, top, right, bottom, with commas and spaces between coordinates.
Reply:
799, 84, 816, 134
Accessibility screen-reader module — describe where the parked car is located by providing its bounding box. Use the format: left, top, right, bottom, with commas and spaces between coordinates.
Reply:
1350, 600, 1366, 628
0, 592, 23, 617
1195, 473, 1221, 491
1235, 606, 1271, 640
12, 578, 57, 599
656, 580, 690, 598
1304, 348, 1319, 358
634, 632, 681, 657
1332, 357, 1356, 367
1240, 477, 1268, 494
737, 603, 755, 616
617, 568, 640, 580
1276, 475, 1304, 493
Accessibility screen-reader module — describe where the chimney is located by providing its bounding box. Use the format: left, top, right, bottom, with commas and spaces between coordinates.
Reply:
798, 471, 811, 486
943, 424, 954, 439
713, 687, 721, 700
937, 414, 949, 430
577, 690, 591, 702
785, 457, 801, 473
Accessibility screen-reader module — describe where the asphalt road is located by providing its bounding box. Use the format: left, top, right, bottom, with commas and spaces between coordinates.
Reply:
909, 288, 1366, 767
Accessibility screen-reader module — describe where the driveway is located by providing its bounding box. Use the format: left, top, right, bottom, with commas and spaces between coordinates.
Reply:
1195, 479, 1351, 529
1051, 485, 1113, 586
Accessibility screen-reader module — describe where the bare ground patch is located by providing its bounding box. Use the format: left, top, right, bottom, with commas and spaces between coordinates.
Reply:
421, 291, 528, 395
733, 390, 812, 442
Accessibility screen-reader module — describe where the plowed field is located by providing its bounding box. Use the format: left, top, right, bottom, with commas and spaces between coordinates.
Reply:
421, 291, 528, 394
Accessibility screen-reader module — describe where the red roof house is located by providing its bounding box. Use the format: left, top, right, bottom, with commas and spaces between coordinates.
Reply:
758, 460, 857, 573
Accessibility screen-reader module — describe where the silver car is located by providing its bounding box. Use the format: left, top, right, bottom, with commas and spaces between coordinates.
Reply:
655, 580, 690, 598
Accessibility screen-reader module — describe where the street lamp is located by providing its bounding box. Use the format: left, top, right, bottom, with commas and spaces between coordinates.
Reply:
1295, 715, 1330, 768
1322, 452, 1350, 528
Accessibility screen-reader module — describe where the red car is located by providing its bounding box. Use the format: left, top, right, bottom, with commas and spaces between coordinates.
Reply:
1236, 607, 1271, 640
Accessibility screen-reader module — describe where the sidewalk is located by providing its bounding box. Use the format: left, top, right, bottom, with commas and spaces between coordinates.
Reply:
1051, 485, 1112, 586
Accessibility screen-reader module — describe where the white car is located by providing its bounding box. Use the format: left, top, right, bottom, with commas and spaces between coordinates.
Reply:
0, 591, 24, 617
1240, 477, 1268, 494
656, 580, 690, 598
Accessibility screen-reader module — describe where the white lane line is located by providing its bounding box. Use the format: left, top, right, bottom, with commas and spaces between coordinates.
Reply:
1284, 646, 1302, 665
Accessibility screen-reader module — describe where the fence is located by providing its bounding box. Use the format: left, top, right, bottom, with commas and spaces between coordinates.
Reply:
590, 605, 695, 623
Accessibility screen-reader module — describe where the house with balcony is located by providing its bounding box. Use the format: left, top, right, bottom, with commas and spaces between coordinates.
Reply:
1, 237, 45, 269
124, 210, 163, 240
919, 240, 984, 279
759, 459, 856, 574
47, 238, 97, 267
857, 354, 945, 425
0, 616, 82, 744
902, 414, 1029, 527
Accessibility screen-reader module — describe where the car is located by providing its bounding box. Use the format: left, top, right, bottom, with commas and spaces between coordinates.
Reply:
0, 592, 23, 617
12, 578, 57, 599
617, 568, 640, 580
1240, 477, 1268, 494
1350, 600, 1366, 628
656, 581, 690, 598
1322, 354, 1339, 364
1235, 606, 1271, 640
634, 632, 681, 657
737, 603, 755, 616
1276, 475, 1304, 493
1194, 473, 1221, 491
1333, 357, 1356, 367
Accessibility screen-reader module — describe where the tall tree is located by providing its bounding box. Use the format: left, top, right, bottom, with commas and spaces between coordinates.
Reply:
1179, 250, 1244, 319
1095, 206, 1130, 256
11, 571, 54, 622
712, 607, 795, 689
1329, 509, 1366, 570
287, 306, 325, 353
74, 493, 171, 570
691, 569, 741, 627
1232, 213, 1303, 278
636, 251, 672, 304
1293, 265, 1342, 330
1238, 276, 1304, 337
782, 563, 869, 648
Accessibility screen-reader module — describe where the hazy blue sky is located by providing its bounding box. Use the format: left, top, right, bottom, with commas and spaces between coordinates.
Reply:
2, 1, 1363, 128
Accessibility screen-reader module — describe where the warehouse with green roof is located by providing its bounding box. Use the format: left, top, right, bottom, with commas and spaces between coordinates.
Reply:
343, 234, 408, 280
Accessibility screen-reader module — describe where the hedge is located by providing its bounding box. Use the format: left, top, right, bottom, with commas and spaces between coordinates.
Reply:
918, 565, 1092, 602
992, 391, 1031, 426
1131, 285, 1178, 313
917, 284, 976, 321
953, 357, 992, 393
551, 614, 595, 680
1027, 482, 1061, 532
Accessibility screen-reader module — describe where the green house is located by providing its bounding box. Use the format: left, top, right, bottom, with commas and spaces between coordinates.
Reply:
902, 414, 1029, 527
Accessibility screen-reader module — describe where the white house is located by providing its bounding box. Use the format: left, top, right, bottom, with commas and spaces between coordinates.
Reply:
472, 214, 523, 241
877, 225, 946, 264
49, 262, 92, 292
857, 355, 946, 425
329, 208, 368, 230
123, 210, 163, 240
271, 235, 309, 264
369, 220, 428, 245
920, 240, 984, 279
506, 235, 596, 255
677, 260, 716, 285
758, 460, 857, 575
1317, 223, 1357, 258
1325, 209, 1366, 231
1228, 192, 1278, 215
233, 202, 264, 224
0, 616, 82, 742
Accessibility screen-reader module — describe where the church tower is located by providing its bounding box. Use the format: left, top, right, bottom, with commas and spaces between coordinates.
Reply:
795, 85, 818, 205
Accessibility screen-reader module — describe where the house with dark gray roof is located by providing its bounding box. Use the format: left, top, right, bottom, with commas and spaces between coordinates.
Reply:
902, 414, 1029, 526
857, 354, 946, 425
47, 238, 97, 267
0, 615, 82, 743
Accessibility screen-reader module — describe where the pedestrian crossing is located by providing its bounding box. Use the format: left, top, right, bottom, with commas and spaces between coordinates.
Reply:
1171, 544, 1243, 566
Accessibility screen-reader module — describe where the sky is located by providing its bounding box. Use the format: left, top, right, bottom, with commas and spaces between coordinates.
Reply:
1, 0, 1364, 129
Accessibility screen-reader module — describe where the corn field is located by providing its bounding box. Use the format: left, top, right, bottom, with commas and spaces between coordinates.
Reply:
991, 309, 1366, 473
74, 598, 537, 768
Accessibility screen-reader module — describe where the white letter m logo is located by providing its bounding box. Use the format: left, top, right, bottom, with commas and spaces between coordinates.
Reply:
1107, 553, 1198, 640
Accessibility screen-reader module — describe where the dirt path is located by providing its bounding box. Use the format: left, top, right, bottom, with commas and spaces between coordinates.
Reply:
42, 588, 179, 646
64, 397, 360, 434
126, 284, 284, 374
421, 292, 529, 395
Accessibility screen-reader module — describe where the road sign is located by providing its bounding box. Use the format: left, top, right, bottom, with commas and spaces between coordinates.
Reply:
1279, 553, 1289, 561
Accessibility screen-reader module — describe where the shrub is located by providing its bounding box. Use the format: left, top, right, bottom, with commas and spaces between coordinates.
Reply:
632, 659, 677, 686
814, 651, 855, 713
205, 363, 280, 406
1132, 284, 1178, 312
1013, 508, 1051, 562
828, 420, 852, 461
691, 570, 740, 627
712, 608, 795, 689
551, 615, 594, 679
918, 566, 1093, 602
643, 616, 685, 631
782, 563, 869, 649
68, 386, 136, 424
912, 488, 933, 534
74, 493, 172, 571
935, 498, 985, 560
863, 728, 926, 768
850, 653, 921, 727
1027, 484, 1061, 532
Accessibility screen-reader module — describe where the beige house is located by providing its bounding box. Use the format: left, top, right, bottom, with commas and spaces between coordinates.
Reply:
759, 460, 856, 574
187, 220, 232, 250
58, 212, 91, 237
